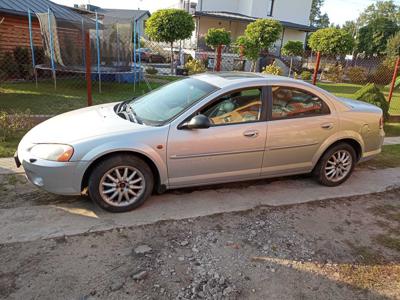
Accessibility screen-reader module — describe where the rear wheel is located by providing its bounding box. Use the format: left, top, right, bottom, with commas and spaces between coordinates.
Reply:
314, 143, 356, 187
88, 155, 154, 212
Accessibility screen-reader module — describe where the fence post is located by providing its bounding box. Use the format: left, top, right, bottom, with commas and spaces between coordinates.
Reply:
312, 51, 321, 85
216, 45, 222, 72
388, 56, 400, 104
85, 31, 93, 107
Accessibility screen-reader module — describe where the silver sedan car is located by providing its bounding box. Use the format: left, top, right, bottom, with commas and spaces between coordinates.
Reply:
16, 73, 385, 212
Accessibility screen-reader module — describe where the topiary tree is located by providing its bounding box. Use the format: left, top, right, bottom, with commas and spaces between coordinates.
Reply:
281, 41, 304, 76
384, 31, 400, 68
235, 19, 282, 71
145, 9, 195, 74
354, 83, 390, 120
205, 28, 231, 71
308, 28, 354, 56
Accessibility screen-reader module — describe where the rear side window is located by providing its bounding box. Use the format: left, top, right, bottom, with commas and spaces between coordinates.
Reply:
271, 86, 330, 120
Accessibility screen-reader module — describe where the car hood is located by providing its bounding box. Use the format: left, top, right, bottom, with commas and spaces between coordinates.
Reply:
21, 103, 147, 145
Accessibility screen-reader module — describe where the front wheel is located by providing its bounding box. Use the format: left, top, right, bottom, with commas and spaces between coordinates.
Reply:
314, 143, 356, 187
88, 155, 154, 212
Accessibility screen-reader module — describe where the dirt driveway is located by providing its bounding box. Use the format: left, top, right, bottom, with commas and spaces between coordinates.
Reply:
1, 187, 399, 299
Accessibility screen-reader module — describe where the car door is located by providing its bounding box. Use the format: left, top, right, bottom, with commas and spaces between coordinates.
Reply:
167, 87, 268, 187
262, 85, 338, 176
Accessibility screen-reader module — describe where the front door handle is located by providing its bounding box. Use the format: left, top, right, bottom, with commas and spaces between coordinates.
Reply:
243, 130, 259, 138
321, 123, 334, 130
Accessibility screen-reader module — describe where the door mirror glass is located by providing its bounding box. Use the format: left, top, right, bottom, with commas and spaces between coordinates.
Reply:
181, 114, 212, 129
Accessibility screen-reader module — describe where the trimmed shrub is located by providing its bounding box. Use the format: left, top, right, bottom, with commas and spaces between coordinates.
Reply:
354, 83, 389, 120
0, 52, 17, 79
346, 66, 367, 84
324, 65, 344, 83
301, 70, 312, 80
367, 64, 392, 85
185, 59, 206, 75
13, 47, 31, 79
262, 61, 282, 76
145, 67, 158, 75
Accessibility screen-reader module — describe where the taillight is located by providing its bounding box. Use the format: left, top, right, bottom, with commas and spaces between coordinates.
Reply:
379, 117, 384, 129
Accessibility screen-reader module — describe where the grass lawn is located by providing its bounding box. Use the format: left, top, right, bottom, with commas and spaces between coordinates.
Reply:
384, 123, 400, 137
317, 82, 400, 116
0, 131, 25, 158
359, 144, 400, 169
0, 80, 162, 115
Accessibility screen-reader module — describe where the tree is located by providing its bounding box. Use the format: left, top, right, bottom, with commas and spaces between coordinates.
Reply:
281, 41, 304, 76
235, 19, 282, 71
358, 0, 400, 27
205, 28, 231, 49
205, 28, 231, 71
356, 17, 398, 56
145, 9, 195, 73
308, 28, 354, 56
384, 31, 400, 67
310, 0, 330, 28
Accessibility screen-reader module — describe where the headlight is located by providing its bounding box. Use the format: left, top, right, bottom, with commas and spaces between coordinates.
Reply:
30, 144, 74, 162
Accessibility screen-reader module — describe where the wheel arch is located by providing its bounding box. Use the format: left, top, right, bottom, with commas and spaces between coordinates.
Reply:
313, 137, 363, 170
81, 151, 163, 193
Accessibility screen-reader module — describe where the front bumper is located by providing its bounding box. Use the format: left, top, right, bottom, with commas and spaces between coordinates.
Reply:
17, 152, 88, 195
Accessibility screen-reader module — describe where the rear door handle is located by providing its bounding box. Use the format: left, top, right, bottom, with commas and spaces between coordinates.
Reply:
243, 130, 259, 138
321, 123, 334, 129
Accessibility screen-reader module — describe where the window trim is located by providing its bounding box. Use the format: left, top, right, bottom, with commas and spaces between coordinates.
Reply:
267, 0, 275, 16
267, 85, 331, 121
178, 86, 268, 128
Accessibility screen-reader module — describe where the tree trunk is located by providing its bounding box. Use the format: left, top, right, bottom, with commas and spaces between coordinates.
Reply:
170, 42, 174, 75
289, 57, 293, 77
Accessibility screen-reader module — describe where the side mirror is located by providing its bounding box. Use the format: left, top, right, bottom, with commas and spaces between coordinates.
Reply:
180, 114, 212, 129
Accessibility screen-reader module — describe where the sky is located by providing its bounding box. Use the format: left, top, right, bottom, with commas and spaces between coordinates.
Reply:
52, 0, 400, 25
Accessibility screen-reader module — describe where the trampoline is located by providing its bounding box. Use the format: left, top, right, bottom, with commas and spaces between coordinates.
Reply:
28, 8, 148, 92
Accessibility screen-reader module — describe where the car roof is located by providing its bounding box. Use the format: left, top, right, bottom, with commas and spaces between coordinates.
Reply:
193, 72, 304, 88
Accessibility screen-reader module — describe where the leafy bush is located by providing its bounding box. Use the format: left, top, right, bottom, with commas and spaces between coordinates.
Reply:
0, 52, 17, 79
324, 65, 344, 83
308, 28, 354, 56
185, 59, 206, 75
354, 83, 389, 120
301, 70, 312, 80
367, 64, 392, 85
346, 66, 367, 84
205, 28, 231, 49
145, 67, 158, 75
262, 61, 282, 76
13, 47, 31, 79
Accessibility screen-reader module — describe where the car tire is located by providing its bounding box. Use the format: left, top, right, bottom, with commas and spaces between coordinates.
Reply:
314, 143, 356, 187
88, 155, 154, 212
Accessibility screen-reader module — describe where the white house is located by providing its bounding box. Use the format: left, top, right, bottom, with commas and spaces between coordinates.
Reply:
187, 0, 315, 54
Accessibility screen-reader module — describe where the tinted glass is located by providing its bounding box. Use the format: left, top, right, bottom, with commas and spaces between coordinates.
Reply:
271, 86, 330, 120
130, 78, 217, 125
202, 88, 263, 125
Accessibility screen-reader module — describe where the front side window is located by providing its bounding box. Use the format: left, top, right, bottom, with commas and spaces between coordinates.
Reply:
271, 86, 330, 120
129, 78, 217, 125
201, 88, 263, 125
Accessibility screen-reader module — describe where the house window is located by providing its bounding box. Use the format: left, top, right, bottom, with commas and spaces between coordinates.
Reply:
267, 0, 275, 16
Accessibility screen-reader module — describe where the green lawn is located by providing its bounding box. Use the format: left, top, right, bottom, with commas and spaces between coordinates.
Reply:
359, 144, 400, 169
0, 131, 25, 158
0, 80, 162, 115
384, 123, 400, 137
317, 82, 400, 116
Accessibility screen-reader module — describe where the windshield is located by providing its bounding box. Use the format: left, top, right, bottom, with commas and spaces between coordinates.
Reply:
129, 78, 218, 125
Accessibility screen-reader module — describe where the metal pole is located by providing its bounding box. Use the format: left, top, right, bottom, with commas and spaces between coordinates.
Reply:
28, 9, 38, 88
95, 12, 101, 93
81, 18, 85, 68
312, 51, 321, 85
48, 8, 56, 90
133, 18, 137, 93
85, 31, 93, 106
138, 20, 142, 82
216, 45, 222, 72
388, 56, 400, 104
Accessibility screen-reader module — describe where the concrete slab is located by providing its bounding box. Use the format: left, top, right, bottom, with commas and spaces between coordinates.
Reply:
0, 167, 399, 244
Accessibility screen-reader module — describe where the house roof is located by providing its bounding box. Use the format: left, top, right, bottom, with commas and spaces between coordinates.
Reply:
194, 11, 316, 32
0, 0, 91, 23
85, 5, 150, 22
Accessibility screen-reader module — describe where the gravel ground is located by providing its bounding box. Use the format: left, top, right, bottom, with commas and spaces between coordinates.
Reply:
1, 189, 399, 300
